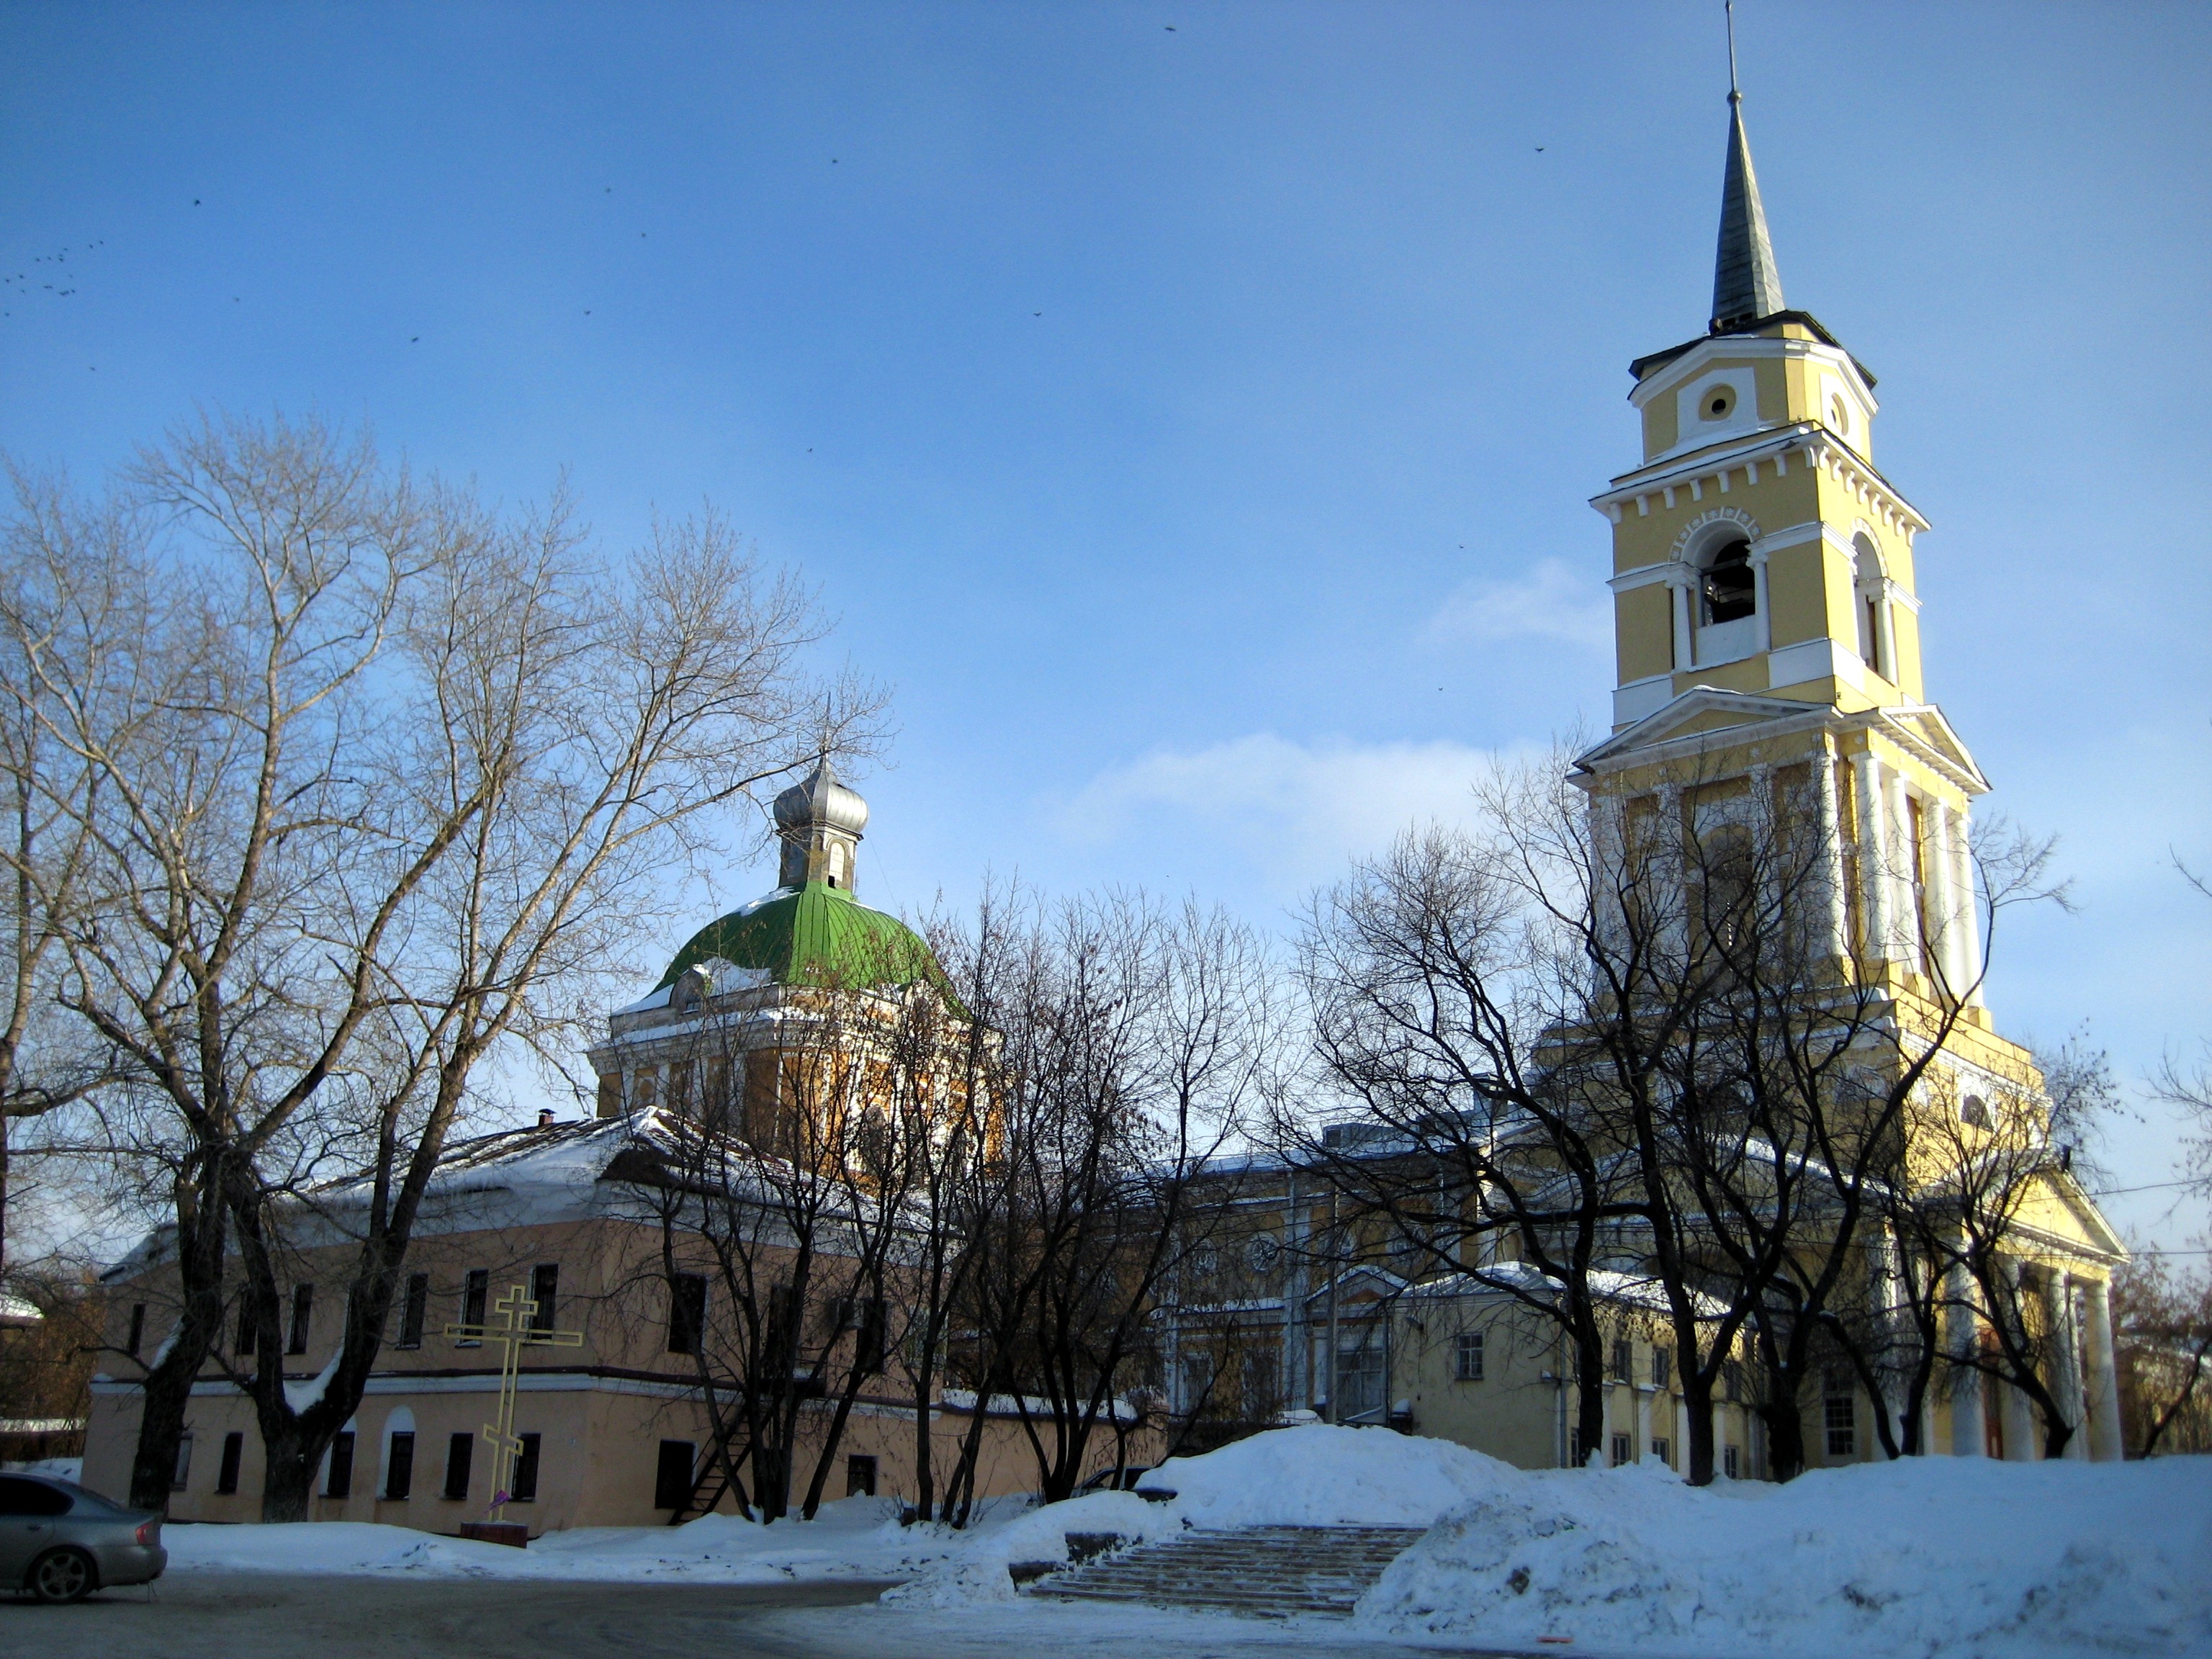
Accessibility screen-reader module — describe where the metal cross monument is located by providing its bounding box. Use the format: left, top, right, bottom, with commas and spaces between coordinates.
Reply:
445, 1283, 583, 1521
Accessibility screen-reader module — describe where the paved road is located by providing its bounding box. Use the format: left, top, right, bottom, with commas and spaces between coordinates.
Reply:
1, 1573, 1500, 1658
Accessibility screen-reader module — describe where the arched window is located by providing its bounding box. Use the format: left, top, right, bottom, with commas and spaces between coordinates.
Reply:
1960, 1094, 1991, 1129
1701, 538, 1755, 625
1853, 534, 1889, 680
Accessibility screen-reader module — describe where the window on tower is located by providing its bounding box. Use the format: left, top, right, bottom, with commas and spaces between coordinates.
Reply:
1701, 539, 1755, 624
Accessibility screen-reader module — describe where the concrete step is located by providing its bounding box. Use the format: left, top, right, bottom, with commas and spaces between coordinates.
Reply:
1030, 1524, 1426, 1618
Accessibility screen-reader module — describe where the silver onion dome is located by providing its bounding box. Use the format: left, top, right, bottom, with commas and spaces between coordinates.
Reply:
773, 757, 868, 839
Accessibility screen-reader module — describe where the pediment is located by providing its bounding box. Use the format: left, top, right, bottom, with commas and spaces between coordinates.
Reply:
1874, 703, 1990, 795
1575, 685, 1829, 773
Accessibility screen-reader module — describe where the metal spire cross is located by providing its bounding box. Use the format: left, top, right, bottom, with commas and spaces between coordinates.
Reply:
1725, 0, 1741, 102
445, 1283, 584, 1523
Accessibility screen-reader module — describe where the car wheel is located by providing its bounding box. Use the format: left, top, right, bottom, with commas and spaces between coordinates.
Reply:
28, 1546, 96, 1604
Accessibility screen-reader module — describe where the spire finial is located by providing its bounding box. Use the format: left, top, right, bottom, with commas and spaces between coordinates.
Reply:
1709, 4, 1785, 333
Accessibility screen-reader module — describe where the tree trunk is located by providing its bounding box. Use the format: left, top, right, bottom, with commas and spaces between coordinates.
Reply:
1573, 1323, 1606, 1468
127, 1182, 228, 1513
1761, 1373, 1807, 1481
1683, 1371, 1717, 1485
258, 1419, 322, 1524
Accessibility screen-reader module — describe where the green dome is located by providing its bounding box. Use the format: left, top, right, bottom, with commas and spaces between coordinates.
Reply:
656, 881, 949, 997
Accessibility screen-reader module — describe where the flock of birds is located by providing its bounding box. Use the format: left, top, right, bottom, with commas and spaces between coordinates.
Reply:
0, 238, 103, 316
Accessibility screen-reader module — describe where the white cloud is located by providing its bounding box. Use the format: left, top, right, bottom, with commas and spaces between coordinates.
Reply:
1053, 732, 1539, 897
1424, 557, 1612, 650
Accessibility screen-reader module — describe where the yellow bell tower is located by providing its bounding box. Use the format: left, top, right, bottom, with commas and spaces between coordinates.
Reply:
1572, 81, 1995, 1018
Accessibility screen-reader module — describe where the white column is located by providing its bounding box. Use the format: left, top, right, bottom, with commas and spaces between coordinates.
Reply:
1922, 804, 1957, 997
1750, 544, 1772, 655
1809, 748, 1851, 964
1999, 1262, 2037, 1460
1670, 572, 1695, 673
1853, 754, 1894, 964
1634, 1382, 1653, 1463
1881, 768, 1915, 966
2083, 1278, 2124, 1462
1866, 1229, 1908, 1449
1946, 1261, 1985, 1457
2046, 1272, 2087, 1461
1946, 806, 1983, 1006
1591, 793, 1629, 958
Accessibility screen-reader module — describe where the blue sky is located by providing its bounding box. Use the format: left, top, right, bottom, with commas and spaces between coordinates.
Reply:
4, 3, 2207, 1245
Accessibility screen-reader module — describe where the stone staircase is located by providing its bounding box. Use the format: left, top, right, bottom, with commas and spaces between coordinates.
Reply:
1030, 1524, 1426, 1618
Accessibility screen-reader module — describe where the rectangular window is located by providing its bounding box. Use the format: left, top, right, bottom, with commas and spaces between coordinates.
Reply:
458, 1269, 489, 1345
1825, 1390, 1857, 1459
1568, 1427, 1584, 1469
1609, 1432, 1631, 1470
444, 1432, 473, 1501
287, 1283, 313, 1355
325, 1431, 355, 1498
654, 1440, 696, 1511
1650, 1437, 1671, 1467
1723, 1444, 1740, 1480
127, 1303, 146, 1357
397, 1274, 428, 1349
1455, 1330, 1485, 1382
173, 1431, 194, 1492
1723, 1359, 1745, 1405
854, 1298, 887, 1376
1652, 1345, 1672, 1390
237, 1298, 258, 1357
1610, 1337, 1633, 1383
511, 1433, 540, 1503
385, 1431, 414, 1501
596, 1071, 623, 1118
530, 1264, 559, 1332
667, 1274, 706, 1355
217, 1431, 244, 1496
846, 1455, 877, 1498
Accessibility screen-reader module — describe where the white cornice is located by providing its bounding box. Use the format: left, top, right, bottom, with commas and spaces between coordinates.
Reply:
1593, 428, 1929, 544
1627, 333, 1878, 413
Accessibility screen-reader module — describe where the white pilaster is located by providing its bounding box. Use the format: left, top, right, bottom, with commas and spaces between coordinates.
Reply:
1634, 1382, 1653, 1463
1809, 748, 1851, 964
1669, 573, 1694, 674
1922, 802, 1958, 997
2083, 1277, 2124, 1462
1881, 767, 1915, 966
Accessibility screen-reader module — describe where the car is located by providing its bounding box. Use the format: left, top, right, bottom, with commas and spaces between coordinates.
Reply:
0, 1472, 166, 1603
1075, 1463, 1154, 1496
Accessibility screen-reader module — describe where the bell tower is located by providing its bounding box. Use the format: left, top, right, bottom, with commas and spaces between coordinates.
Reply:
774, 757, 868, 894
1571, 76, 1995, 1016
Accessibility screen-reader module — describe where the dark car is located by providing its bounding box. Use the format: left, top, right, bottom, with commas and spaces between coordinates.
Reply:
0, 1472, 166, 1603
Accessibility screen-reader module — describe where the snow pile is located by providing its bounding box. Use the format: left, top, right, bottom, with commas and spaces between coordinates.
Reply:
1360, 1453, 2212, 1658
884, 1491, 1177, 1609
163, 1495, 959, 1584
889, 1422, 1500, 1607
1154, 1422, 1514, 1529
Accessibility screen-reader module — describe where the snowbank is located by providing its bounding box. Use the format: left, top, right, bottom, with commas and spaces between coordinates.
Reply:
1361, 1452, 2212, 1658
1152, 1422, 1513, 1529
163, 1495, 957, 1584
884, 1491, 1177, 1609
889, 1424, 1496, 1607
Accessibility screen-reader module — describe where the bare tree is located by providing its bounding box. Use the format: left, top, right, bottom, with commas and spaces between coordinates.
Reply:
3, 413, 868, 1515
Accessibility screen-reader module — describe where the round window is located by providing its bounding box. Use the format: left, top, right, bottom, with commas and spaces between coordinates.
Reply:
1830, 395, 1851, 435
1701, 387, 1734, 421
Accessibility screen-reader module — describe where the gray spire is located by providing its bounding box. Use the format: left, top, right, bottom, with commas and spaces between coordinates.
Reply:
1710, 91, 1785, 333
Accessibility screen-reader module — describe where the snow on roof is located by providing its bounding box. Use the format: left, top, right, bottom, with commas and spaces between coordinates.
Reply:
1404, 1262, 1732, 1321
0, 1292, 43, 1327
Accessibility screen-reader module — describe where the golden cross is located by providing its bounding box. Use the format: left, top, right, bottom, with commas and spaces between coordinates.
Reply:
445, 1283, 584, 1523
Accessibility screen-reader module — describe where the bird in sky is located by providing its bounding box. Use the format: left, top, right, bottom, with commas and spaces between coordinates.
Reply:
193, 198, 201, 206
410, 336, 420, 343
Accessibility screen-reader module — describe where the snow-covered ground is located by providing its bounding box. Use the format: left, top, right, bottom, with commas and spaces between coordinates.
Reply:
153, 1427, 2212, 1658
163, 1493, 980, 1586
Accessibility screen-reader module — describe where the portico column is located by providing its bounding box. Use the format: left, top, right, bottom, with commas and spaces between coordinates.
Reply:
1809, 748, 1850, 964
2046, 1272, 2087, 1461
1853, 753, 1894, 964
2000, 1262, 2037, 1460
1922, 804, 1957, 997
2082, 1277, 2123, 1462
1946, 1260, 1985, 1457
1946, 806, 1982, 1004
1881, 767, 1915, 965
